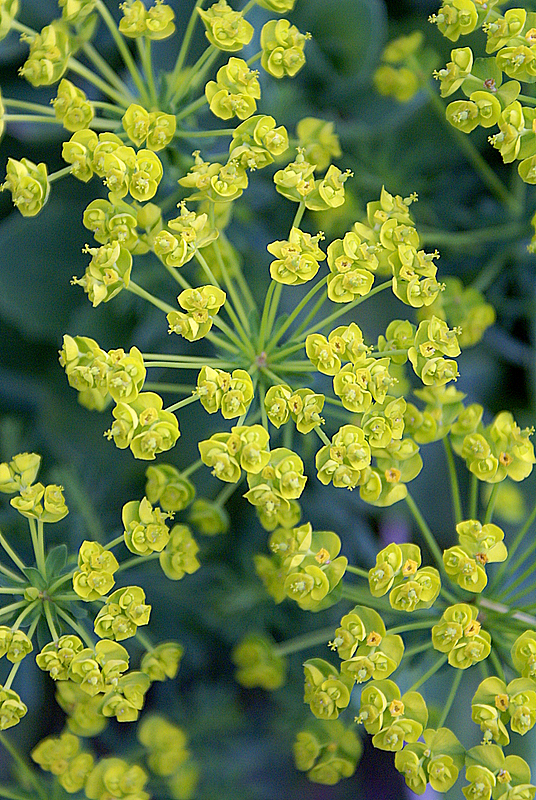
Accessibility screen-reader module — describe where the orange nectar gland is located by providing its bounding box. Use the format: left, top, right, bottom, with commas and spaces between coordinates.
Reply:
402, 558, 418, 577
464, 620, 481, 637
389, 699, 405, 717
385, 468, 401, 483
366, 631, 383, 647
314, 547, 331, 564
495, 693, 510, 712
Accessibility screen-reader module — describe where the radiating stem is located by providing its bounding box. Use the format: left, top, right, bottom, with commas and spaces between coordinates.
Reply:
469, 473, 478, 520
94, 0, 149, 103
0, 529, 26, 575
266, 276, 328, 354
443, 437, 463, 524
437, 668, 463, 728
298, 280, 393, 341
0, 733, 47, 800
274, 626, 335, 657
409, 654, 447, 691
345, 565, 370, 579
405, 493, 446, 578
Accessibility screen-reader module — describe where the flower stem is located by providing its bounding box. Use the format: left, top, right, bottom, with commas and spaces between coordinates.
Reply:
469, 472, 478, 520
437, 667, 463, 728
68, 58, 131, 107
138, 38, 157, 106
0, 733, 47, 800
266, 276, 328, 354
55, 608, 94, 648
388, 619, 438, 636
126, 281, 176, 314
82, 42, 135, 100
345, 565, 370, 579
167, 0, 205, 96
165, 393, 199, 414
443, 437, 463, 524
483, 483, 499, 524
313, 426, 331, 447
0, 529, 26, 575
409, 654, 447, 691
274, 626, 334, 657
299, 280, 393, 341
43, 600, 59, 641
94, 0, 149, 103
405, 492, 446, 578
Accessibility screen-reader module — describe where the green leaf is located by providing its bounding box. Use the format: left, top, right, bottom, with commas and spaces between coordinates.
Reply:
22, 566, 46, 590
45, 544, 68, 579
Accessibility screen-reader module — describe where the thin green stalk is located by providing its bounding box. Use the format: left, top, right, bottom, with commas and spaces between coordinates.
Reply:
182, 458, 204, 478
211, 238, 253, 335
499, 576, 536, 605
143, 352, 231, 363
68, 58, 130, 107
292, 200, 306, 230
422, 78, 521, 213
2, 98, 55, 114
345, 565, 370, 580
2, 115, 62, 124
443, 437, 463, 524
0, 563, 25, 584
299, 280, 393, 341
196, 247, 253, 346
419, 221, 526, 249
135, 628, 154, 652
167, 0, 205, 94
115, 553, 160, 575
171, 46, 216, 106
405, 492, 446, 577
489, 495, 536, 594
271, 342, 305, 361
0, 529, 26, 575
276, 362, 317, 373
104, 535, 124, 551
259, 382, 268, 431
261, 365, 287, 388
90, 100, 125, 114
403, 640, 435, 660
12, 601, 39, 631
469, 472, 478, 520
126, 281, 175, 314
214, 480, 241, 508
212, 316, 255, 357
36, 521, 45, 576
165, 393, 199, 413
143, 383, 195, 394
409, 654, 448, 691
274, 627, 335, 657
266, 276, 328, 354
175, 128, 235, 138
0, 733, 47, 800
489, 645, 505, 683
48, 165, 74, 184
0, 588, 25, 595
388, 619, 438, 636
258, 280, 277, 351
55, 608, 94, 648
246, 51, 261, 67
484, 484, 499, 524
313, 426, 331, 447
94, 0, 149, 103
437, 668, 463, 728
220, 233, 257, 311
138, 38, 157, 106
0, 602, 26, 619
82, 42, 135, 99
0, 787, 34, 800
175, 95, 208, 121
265, 283, 283, 345
47, 573, 74, 595
290, 293, 329, 340
43, 601, 59, 641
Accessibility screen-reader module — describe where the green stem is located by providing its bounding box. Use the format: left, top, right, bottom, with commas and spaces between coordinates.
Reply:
403, 640, 435, 659
47, 573, 74, 595
82, 42, 135, 100
2, 115, 62, 124
409, 654, 448, 691
115, 553, 160, 575
484, 484, 499, 524
55, 608, 94, 648
276, 362, 317, 373
405, 492, 446, 578
94, 0, 149, 103
167, 0, 205, 96
0, 787, 35, 800
266, 276, 328, 354
36, 521, 45, 576
211, 237, 253, 336
299, 280, 393, 341
437, 668, 463, 728
0, 602, 26, 619
0, 563, 25, 584
48, 165, 74, 184
171, 46, 217, 107
419, 221, 526, 249
0, 588, 25, 595
175, 95, 208, 121
292, 200, 306, 230
68, 58, 130, 107
0, 733, 47, 800
469, 472, 478, 520
345, 565, 370, 579
214, 480, 241, 508
175, 128, 235, 138
443, 437, 463, 524
104, 535, 124, 551
2, 99, 54, 114
422, 79, 521, 213
489, 645, 505, 683
212, 316, 254, 356
0, 530, 26, 575
138, 38, 157, 106
165, 393, 199, 413
43, 601, 59, 641
196, 248, 253, 348
90, 100, 125, 114
313, 426, 331, 447
271, 342, 305, 361
143, 382, 195, 393
220, 234, 257, 311
266, 283, 283, 346
259, 382, 269, 431
291, 293, 329, 340
258, 280, 277, 351
489, 495, 536, 594
274, 626, 335, 657
12, 600, 39, 630
134, 628, 154, 651
126, 281, 175, 314
388, 619, 438, 636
